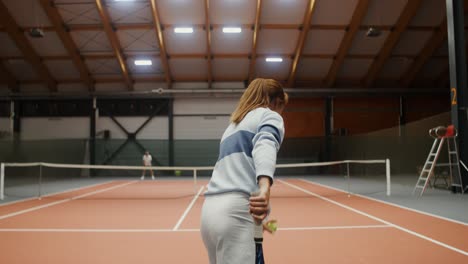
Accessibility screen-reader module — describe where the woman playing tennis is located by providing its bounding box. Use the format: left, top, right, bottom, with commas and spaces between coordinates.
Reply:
200, 78, 288, 264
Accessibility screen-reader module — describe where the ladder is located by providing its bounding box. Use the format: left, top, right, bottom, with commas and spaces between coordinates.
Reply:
413, 129, 464, 196
446, 137, 464, 194
460, 160, 468, 193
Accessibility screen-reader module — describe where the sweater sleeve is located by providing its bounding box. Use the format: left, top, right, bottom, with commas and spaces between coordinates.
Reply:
251, 109, 285, 183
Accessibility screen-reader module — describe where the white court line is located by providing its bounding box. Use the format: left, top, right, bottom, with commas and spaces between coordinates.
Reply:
279, 225, 390, 231
0, 225, 390, 233
279, 179, 468, 257
0, 228, 175, 233
0, 180, 117, 207
0, 181, 137, 221
298, 178, 468, 227
173, 186, 205, 231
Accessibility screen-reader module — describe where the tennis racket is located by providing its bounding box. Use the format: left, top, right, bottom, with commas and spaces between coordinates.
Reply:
256, 241, 265, 264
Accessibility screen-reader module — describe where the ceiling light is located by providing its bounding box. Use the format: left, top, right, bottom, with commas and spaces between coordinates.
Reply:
223, 27, 242, 33
134, 60, 152, 66
29, 28, 44, 38
266, 57, 283, 62
174, 27, 194, 34
366, 27, 382, 37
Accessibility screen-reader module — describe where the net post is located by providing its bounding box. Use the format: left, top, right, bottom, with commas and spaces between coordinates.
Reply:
346, 162, 351, 195
38, 163, 43, 199
386, 159, 391, 196
193, 169, 198, 194
1, 163, 5, 200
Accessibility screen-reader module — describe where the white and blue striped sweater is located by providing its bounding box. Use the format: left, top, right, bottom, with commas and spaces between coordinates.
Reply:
205, 107, 285, 196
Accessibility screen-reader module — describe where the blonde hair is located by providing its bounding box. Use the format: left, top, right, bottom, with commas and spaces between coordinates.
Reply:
230, 78, 288, 124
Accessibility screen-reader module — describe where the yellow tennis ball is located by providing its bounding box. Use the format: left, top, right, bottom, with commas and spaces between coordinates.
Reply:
175, 170, 181, 176
266, 221, 278, 233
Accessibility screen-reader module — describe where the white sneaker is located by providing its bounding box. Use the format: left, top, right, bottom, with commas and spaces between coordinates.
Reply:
141, 176, 144, 180
152, 176, 155, 180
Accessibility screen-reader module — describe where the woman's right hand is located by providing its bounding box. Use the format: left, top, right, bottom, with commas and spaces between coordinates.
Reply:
249, 176, 271, 224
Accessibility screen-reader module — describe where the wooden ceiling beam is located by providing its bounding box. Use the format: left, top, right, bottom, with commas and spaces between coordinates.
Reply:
0, 61, 19, 91
169, 54, 206, 59
437, 61, 450, 88
149, 0, 172, 88
287, 0, 318, 87
204, 0, 212, 88
0, 26, 56, 32
5, 53, 440, 61
19, 76, 241, 84
21, 76, 391, 86
324, 0, 370, 87
400, 19, 447, 88
435, 1, 468, 88
436, 40, 468, 88
1, 24, 466, 33
362, 0, 423, 88
1, 55, 70, 60
0, 1, 57, 92
247, 0, 263, 83
212, 54, 248, 59
95, 0, 133, 90
402, 2, 468, 88
40, 0, 94, 91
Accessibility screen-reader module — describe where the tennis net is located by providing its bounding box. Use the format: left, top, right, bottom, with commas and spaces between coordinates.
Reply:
0, 159, 391, 201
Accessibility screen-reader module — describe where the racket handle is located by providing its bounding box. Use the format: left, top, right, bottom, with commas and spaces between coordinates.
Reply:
254, 222, 263, 240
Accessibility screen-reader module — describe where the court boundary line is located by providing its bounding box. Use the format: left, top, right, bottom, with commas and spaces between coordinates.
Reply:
173, 186, 205, 231
0, 225, 391, 233
0, 181, 137, 221
279, 224, 390, 231
279, 179, 468, 257
0, 180, 117, 207
298, 178, 468, 226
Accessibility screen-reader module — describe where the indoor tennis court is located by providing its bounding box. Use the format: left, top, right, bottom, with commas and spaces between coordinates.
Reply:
0, 174, 467, 263
1, 0, 468, 263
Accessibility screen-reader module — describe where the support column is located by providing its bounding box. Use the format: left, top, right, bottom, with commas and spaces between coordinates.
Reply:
168, 98, 174, 167
324, 97, 333, 162
90, 97, 97, 166
12, 100, 20, 140
9, 100, 14, 140
397, 96, 407, 175
446, 0, 468, 191
399, 96, 407, 137
11, 100, 21, 161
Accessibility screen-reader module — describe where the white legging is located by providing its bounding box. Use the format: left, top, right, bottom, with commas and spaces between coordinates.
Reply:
200, 192, 255, 264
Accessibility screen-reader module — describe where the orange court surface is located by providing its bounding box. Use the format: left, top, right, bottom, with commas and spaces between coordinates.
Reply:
0, 178, 467, 264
